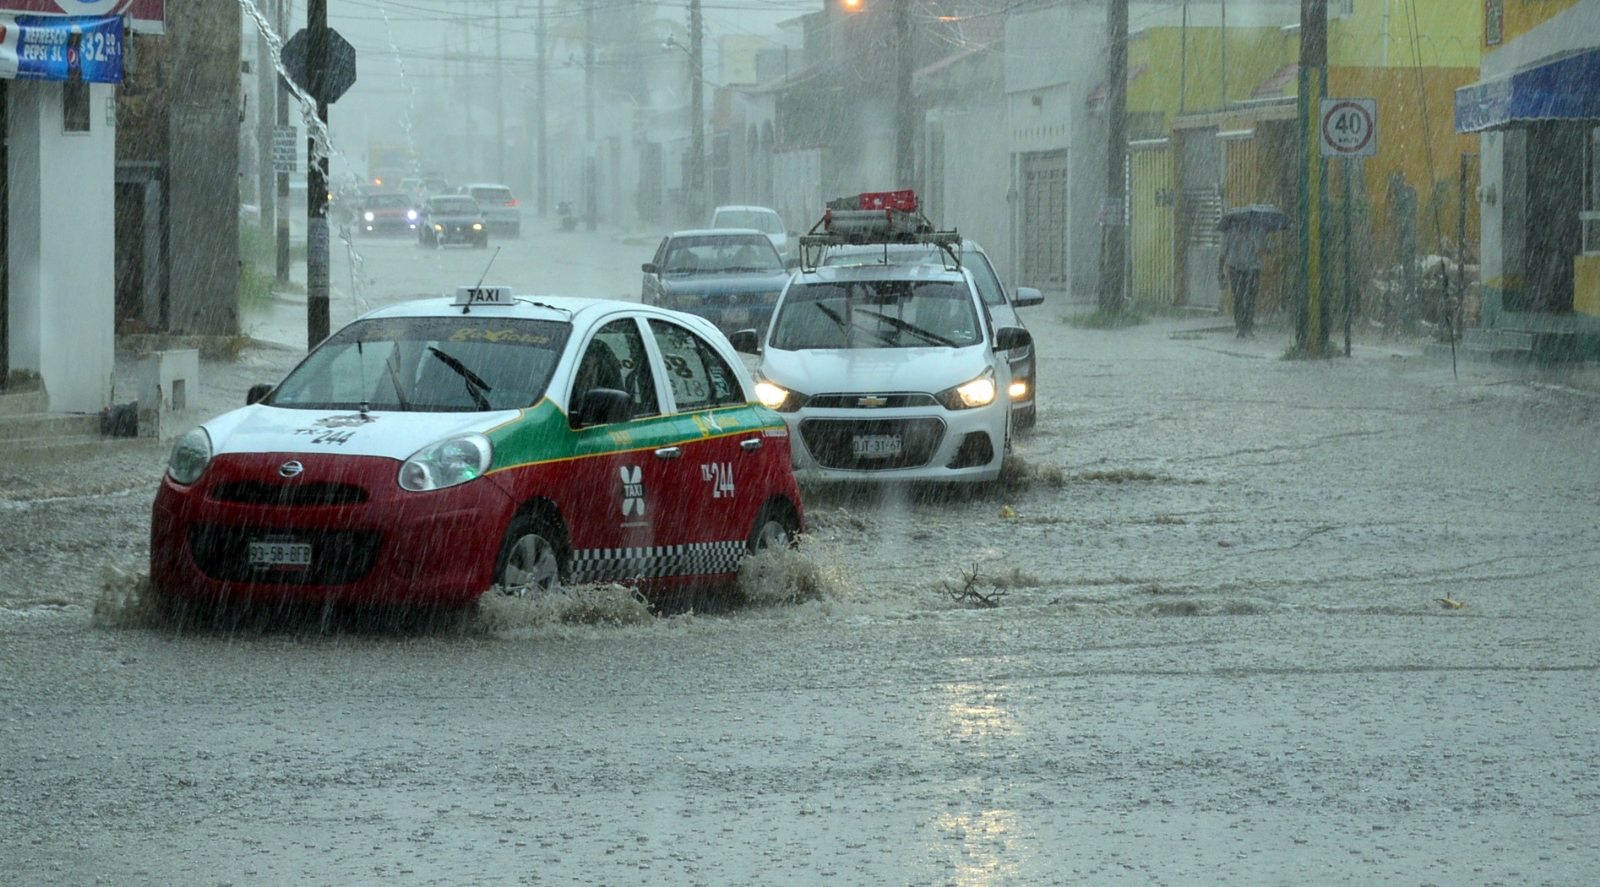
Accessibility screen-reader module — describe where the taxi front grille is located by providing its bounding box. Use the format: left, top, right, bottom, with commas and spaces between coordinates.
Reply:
209, 481, 369, 507
805, 392, 938, 409
187, 525, 381, 586
799, 418, 945, 470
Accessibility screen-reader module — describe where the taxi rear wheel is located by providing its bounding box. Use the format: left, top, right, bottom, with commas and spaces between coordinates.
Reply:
496, 514, 567, 597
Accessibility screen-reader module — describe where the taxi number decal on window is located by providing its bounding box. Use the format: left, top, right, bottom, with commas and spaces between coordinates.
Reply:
701, 462, 735, 498
620, 465, 646, 517
448, 328, 552, 345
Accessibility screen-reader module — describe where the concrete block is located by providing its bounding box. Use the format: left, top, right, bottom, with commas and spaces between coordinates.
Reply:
138, 349, 200, 437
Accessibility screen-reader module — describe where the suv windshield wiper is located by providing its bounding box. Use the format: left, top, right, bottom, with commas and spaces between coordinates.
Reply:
426, 346, 493, 410
814, 302, 895, 347
856, 308, 959, 347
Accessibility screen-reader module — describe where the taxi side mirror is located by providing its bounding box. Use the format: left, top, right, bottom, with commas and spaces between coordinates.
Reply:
577, 388, 633, 426
1013, 286, 1045, 308
994, 327, 1032, 352
246, 383, 274, 405
727, 329, 761, 354
641, 262, 659, 274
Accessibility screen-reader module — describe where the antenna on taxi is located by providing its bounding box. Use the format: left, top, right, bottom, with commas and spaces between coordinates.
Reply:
462, 247, 503, 314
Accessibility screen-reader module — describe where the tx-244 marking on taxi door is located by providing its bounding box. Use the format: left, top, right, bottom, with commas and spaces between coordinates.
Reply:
702, 462, 735, 498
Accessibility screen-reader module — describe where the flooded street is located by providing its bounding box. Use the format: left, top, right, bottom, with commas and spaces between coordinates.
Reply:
3, 226, 1599, 885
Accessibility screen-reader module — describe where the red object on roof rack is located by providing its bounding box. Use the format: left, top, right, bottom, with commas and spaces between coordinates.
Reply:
799, 190, 961, 271
858, 190, 918, 212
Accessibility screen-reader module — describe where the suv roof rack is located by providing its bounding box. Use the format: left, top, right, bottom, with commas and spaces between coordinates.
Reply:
798, 190, 961, 271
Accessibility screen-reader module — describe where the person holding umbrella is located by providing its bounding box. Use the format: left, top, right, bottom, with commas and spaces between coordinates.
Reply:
1217, 205, 1288, 338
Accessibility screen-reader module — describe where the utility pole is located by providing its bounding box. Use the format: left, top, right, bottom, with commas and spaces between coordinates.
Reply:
494, 0, 505, 184
536, 0, 548, 217
688, 0, 706, 223
1097, 0, 1130, 312
306, 0, 331, 348
893, 0, 915, 189
1296, 0, 1329, 356
275, 0, 291, 283
256, 1, 275, 236
583, 0, 597, 231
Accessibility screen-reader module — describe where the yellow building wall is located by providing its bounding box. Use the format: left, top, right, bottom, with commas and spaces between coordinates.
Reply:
1498, 0, 1587, 46
1128, 27, 1298, 120
1576, 255, 1600, 317
1330, 0, 1482, 67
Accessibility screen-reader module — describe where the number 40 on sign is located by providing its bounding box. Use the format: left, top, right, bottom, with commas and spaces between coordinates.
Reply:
1319, 98, 1378, 158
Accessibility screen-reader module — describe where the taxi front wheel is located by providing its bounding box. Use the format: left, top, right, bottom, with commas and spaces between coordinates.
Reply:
748, 499, 801, 554
496, 514, 567, 597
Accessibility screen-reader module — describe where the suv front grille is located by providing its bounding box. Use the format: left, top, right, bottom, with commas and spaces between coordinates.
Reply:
799, 418, 945, 470
187, 525, 381, 586
805, 392, 938, 409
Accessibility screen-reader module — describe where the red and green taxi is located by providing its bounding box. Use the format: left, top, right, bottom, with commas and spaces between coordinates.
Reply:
150, 287, 804, 606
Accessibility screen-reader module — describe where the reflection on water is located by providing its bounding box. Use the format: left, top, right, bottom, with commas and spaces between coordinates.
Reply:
941, 681, 1021, 742
933, 808, 1026, 887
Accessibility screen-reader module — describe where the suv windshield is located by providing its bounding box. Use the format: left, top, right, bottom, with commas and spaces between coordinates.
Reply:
269, 317, 571, 413
662, 234, 784, 274
824, 245, 1006, 306
365, 194, 411, 210
470, 187, 515, 204
713, 210, 784, 234
770, 280, 981, 350
428, 197, 480, 215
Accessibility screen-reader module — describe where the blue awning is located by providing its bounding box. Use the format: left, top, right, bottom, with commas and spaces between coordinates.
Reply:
1455, 47, 1600, 133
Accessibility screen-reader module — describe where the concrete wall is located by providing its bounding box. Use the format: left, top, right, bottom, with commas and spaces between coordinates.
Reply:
7, 81, 117, 414
937, 104, 1012, 279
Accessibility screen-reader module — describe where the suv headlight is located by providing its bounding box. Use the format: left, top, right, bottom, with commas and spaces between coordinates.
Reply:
167, 427, 212, 485
754, 380, 806, 412
363, 211, 375, 221
935, 368, 997, 410
398, 433, 493, 492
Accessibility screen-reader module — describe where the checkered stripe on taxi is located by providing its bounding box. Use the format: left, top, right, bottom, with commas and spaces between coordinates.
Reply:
569, 540, 748, 582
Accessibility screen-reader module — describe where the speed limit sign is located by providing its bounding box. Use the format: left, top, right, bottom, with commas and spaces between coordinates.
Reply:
1319, 98, 1378, 158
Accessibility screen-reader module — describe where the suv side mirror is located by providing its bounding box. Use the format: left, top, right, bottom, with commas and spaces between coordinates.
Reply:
577, 388, 634, 426
1013, 286, 1045, 308
246, 383, 274, 405
994, 327, 1033, 352
641, 262, 659, 274
727, 329, 761, 354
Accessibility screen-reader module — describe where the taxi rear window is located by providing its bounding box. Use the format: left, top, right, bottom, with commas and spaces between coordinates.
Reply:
269, 317, 572, 413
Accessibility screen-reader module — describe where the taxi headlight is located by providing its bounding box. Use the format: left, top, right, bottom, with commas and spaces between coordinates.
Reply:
167, 427, 212, 485
936, 368, 997, 410
363, 211, 375, 221
398, 433, 493, 492
754, 381, 804, 412
472, 223, 484, 230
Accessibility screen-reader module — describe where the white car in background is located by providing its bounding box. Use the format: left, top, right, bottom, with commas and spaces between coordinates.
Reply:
731, 261, 1030, 484
711, 205, 791, 257
460, 183, 522, 237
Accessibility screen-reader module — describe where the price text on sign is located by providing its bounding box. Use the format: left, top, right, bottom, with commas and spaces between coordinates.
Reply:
1319, 98, 1378, 158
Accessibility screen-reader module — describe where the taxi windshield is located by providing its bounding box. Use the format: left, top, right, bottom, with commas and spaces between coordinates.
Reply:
770, 280, 980, 350
268, 317, 571, 412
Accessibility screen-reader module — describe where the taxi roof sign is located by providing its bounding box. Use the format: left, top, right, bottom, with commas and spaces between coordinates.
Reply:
454, 286, 516, 307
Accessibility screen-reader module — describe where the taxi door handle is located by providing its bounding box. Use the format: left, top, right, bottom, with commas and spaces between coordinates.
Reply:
740, 438, 763, 452
654, 446, 682, 460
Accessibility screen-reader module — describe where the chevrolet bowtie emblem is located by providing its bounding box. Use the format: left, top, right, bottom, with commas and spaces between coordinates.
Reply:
858, 396, 888, 408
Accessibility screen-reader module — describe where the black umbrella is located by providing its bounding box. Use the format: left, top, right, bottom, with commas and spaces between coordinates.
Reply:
1218, 204, 1290, 232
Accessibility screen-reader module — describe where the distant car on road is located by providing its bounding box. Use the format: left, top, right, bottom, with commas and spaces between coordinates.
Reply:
359, 191, 420, 236
822, 239, 1043, 429
641, 230, 794, 335
417, 195, 489, 248
150, 288, 804, 608
460, 183, 521, 237
711, 205, 791, 256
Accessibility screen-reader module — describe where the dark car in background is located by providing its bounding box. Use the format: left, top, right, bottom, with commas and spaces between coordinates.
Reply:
417, 195, 489, 248
359, 191, 420, 236
822, 240, 1044, 429
640, 230, 795, 335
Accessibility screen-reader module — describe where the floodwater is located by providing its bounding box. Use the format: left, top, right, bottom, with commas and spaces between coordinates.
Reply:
3, 228, 1599, 885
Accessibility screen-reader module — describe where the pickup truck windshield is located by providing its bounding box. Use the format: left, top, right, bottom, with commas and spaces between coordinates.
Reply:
770, 280, 981, 350
269, 317, 571, 412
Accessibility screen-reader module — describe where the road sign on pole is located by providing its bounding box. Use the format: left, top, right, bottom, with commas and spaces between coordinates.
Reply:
280, 27, 357, 105
1319, 97, 1377, 158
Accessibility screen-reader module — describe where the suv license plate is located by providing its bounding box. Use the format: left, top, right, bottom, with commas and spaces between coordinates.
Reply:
852, 434, 902, 458
249, 541, 312, 568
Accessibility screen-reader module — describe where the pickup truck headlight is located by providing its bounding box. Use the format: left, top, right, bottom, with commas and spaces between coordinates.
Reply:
398, 433, 492, 492
935, 368, 997, 410
167, 427, 212, 485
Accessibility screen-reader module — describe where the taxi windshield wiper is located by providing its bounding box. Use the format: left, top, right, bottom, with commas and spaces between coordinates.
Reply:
856, 308, 958, 347
427, 346, 492, 411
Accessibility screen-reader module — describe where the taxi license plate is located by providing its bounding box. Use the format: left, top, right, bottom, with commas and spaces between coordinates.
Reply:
852, 434, 902, 458
249, 541, 312, 568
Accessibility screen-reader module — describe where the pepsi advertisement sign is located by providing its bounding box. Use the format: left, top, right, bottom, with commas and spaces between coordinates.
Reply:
0, 14, 123, 83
